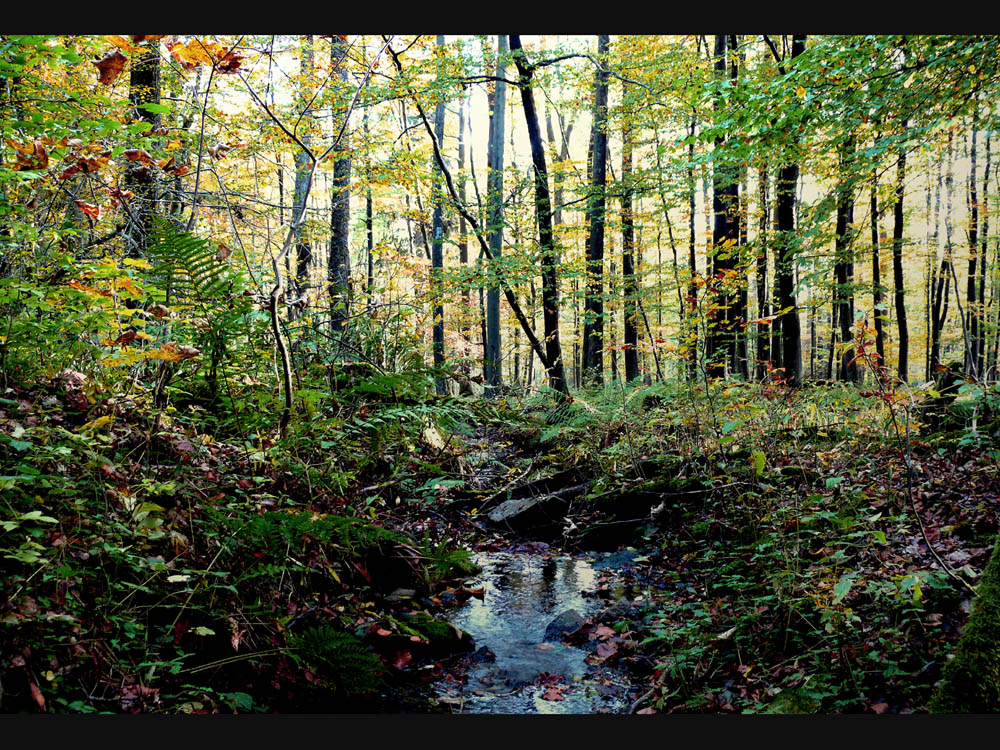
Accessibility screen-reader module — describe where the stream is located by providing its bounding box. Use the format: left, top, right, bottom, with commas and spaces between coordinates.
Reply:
430, 550, 645, 714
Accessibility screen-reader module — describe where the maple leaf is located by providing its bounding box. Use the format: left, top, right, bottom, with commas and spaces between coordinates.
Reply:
131, 35, 165, 43
94, 50, 128, 86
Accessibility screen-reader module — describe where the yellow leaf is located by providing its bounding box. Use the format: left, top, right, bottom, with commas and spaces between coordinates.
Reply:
79, 415, 114, 432
796, 86, 807, 99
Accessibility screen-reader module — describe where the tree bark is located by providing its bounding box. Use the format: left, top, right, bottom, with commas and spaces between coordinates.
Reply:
329, 35, 352, 334
622, 108, 639, 382
431, 34, 447, 395
774, 35, 805, 386
892, 119, 910, 382
581, 34, 610, 385
124, 39, 161, 258
484, 35, 507, 395
509, 34, 569, 395
834, 136, 858, 382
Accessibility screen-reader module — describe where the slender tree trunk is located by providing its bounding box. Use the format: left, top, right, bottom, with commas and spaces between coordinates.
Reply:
980, 132, 991, 379
124, 39, 161, 258
430, 34, 447, 395
329, 35, 352, 334
756, 163, 771, 379
509, 34, 569, 395
892, 119, 910, 381
622, 112, 639, 382
687, 116, 699, 381
458, 88, 471, 345
293, 36, 314, 301
966, 106, 980, 376
484, 35, 507, 395
582, 34, 610, 385
773, 35, 805, 385
834, 136, 858, 382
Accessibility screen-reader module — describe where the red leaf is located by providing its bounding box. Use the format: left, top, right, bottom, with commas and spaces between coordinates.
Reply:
596, 641, 618, 659
541, 686, 566, 701
392, 650, 412, 670
74, 201, 101, 221
871, 702, 889, 714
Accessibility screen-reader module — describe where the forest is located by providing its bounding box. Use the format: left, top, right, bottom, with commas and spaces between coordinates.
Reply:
2, 33, 1000, 715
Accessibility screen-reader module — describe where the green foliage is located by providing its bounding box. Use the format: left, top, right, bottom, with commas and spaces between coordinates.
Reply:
286, 625, 384, 696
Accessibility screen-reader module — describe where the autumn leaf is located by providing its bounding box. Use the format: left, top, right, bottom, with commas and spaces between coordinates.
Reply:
94, 50, 128, 85
74, 201, 101, 221
130, 35, 165, 43
6, 138, 49, 171
166, 38, 243, 74
392, 650, 412, 670
216, 243, 233, 261
29, 682, 45, 711
123, 149, 157, 166
158, 343, 200, 362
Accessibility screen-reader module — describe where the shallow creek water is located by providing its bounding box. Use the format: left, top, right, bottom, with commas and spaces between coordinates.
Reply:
431, 552, 639, 714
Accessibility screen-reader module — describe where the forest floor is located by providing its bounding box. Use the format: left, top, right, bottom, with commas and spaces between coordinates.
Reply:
2, 374, 999, 713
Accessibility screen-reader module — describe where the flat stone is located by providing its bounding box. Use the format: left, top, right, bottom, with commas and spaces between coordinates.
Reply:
544, 608, 587, 642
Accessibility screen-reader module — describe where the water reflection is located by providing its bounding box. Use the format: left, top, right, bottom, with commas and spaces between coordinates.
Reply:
435, 552, 630, 714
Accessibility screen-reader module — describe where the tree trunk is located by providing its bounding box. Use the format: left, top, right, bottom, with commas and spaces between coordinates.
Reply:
581, 34, 610, 385
774, 35, 806, 386
622, 110, 639, 382
293, 36, 314, 302
892, 119, 910, 382
756, 163, 771, 379
484, 35, 507, 395
124, 39, 161, 258
329, 35, 352, 334
834, 136, 858, 382
509, 34, 569, 395
431, 34, 447, 395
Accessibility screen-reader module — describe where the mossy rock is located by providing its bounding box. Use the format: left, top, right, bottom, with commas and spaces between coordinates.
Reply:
929, 537, 1000, 712
399, 612, 474, 655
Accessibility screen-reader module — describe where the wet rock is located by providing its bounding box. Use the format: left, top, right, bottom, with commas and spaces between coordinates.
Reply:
399, 612, 475, 656
544, 609, 587, 642
385, 588, 417, 602
487, 484, 589, 537
597, 599, 639, 623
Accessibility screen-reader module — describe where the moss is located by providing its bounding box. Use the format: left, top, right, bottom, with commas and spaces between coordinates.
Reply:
929, 538, 1000, 713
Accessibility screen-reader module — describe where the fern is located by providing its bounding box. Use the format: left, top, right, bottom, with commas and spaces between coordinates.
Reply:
147, 220, 243, 304
286, 625, 384, 696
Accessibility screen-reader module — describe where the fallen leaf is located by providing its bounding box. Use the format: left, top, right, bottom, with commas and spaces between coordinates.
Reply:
596, 641, 618, 659
392, 650, 411, 670
541, 685, 566, 701
871, 702, 889, 714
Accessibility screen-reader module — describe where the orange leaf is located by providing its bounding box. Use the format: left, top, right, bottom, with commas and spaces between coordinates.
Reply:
6, 138, 48, 171
94, 50, 128, 85
29, 682, 45, 711
131, 35, 165, 43
74, 201, 101, 221
123, 148, 157, 166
